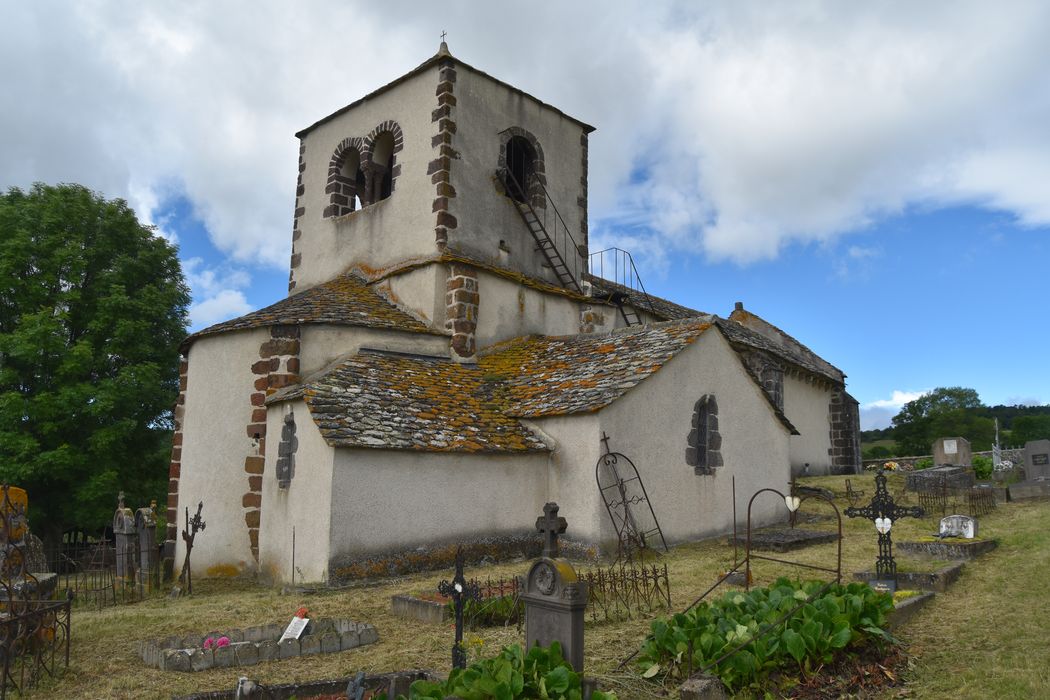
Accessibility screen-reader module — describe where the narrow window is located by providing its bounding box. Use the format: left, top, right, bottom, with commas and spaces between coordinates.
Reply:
370, 131, 395, 203
340, 148, 362, 212
687, 395, 723, 475
504, 135, 535, 203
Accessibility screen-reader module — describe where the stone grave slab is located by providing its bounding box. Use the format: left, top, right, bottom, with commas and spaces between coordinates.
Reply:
728, 528, 837, 553
906, 465, 975, 492
1008, 479, 1050, 501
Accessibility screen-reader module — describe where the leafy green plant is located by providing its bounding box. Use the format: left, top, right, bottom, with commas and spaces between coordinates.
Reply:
972, 455, 993, 480
450, 594, 523, 628
401, 642, 616, 700
635, 578, 894, 692
914, 457, 934, 470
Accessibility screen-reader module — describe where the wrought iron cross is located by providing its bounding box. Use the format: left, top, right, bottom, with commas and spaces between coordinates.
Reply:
536, 502, 567, 559
179, 501, 206, 595
845, 469, 923, 581
438, 547, 480, 670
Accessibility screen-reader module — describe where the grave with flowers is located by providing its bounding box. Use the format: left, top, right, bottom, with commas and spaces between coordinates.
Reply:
138, 606, 378, 672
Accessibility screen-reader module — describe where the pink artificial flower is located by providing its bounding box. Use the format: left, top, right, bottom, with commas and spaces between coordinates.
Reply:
203, 637, 215, 650
216, 636, 230, 648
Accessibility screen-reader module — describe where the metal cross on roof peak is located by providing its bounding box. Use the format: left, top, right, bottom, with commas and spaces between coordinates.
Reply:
536, 502, 567, 558
440, 30, 447, 43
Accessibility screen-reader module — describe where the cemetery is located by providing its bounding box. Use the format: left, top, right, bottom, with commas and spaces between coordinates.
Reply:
4, 460, 1050, 698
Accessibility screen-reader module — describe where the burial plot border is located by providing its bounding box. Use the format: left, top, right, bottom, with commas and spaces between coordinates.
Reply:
744, 487, 843, 591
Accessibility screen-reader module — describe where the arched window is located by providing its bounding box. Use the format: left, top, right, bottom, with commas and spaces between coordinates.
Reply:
325, 137, 364, 218
687, 395, 723, 475
504, 135, 535, 203
369, 131, 395, 203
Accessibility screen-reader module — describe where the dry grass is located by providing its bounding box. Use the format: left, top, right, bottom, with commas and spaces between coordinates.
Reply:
22, 474, 1050, 699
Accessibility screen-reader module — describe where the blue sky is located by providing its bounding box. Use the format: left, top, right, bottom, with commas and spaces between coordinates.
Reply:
3, 1, 1049, 429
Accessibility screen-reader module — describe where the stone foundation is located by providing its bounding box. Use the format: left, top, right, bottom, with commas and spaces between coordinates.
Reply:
139, 618, 377, 672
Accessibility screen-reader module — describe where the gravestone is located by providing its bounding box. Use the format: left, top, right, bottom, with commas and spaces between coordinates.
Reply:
1023, 440, 1050, 480
939, 514, 977, 539
135, 501, 158, 592
933, 437, 971, 467
113, 491, 137, 583
521, 503, 588, 673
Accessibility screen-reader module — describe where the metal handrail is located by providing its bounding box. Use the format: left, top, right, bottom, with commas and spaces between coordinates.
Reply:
499, 167, 583, 290
588, 247, 657, 317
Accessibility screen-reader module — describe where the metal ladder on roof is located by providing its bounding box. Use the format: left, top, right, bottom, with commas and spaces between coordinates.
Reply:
499, 168, 583, 295
588, 247, 657, 327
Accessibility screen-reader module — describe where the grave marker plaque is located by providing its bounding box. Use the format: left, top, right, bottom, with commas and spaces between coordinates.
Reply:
939, 514, 977, 539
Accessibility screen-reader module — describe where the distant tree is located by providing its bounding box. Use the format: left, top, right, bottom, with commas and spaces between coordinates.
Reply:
863, 445, 894, 459
0, 184, 189, 541
1011, 415, 1050, 445
892, 387, 984, 455
928, 409, 995, 451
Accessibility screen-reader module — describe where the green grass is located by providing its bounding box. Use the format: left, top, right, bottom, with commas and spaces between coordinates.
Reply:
22, 475, 1050, 699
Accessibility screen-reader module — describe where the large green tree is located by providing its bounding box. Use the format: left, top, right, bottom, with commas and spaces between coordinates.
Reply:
1011, 415, 1050, 445
0, 184, 189, 540
892, 387, 985, 456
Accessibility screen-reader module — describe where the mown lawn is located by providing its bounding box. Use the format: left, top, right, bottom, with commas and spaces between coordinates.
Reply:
23, 474, 1050, 699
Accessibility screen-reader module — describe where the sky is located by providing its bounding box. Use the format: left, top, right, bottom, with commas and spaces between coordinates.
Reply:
3, 1, 1049, 430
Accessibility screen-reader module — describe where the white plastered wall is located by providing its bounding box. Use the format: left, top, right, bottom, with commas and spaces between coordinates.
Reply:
296, 65, 440, 290
175, 328, 268, 574
299, 325, 449, 378
258, 399, 335, 585
327, 449, 548, 563
448, 68, 587, 283
474, 269, 582, 348
383, 264, 446, 327
588, 329, 792, 549
784, 375, 833, 475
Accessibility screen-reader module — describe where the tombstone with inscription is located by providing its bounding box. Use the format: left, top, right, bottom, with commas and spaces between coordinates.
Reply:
939, 514, 977, 539
1023, 440, 1050, 480
933, 437, 971, 467
521, 503, 588, 673
113, 491, 137, 583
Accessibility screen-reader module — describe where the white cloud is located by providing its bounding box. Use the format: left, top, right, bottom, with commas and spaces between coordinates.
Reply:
189, 290, 252, 329
864, 389, 929, 411
183, 257, 253, 329
3, 1, 1050, 272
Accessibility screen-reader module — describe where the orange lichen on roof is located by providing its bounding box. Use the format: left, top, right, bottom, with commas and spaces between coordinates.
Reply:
477, 318, 714, 418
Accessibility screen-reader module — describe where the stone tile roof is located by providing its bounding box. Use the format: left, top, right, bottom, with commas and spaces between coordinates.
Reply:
715, 318, 844, 385
183, 272, 441, 350
270, 316, 798, 450
272, 350, 550, 453
478, 317, 716, 418
584, 274, 704, 322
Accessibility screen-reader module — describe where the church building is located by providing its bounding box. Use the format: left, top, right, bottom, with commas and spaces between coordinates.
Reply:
166, 44, 860, 584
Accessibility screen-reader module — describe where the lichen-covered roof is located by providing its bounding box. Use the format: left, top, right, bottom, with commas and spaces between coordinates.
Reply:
274, 350, 550, 453
585, 274, 704, 322
478, 317, 715, 417
270, 315, 800, 451
715, 318, 843, 385
183, 272, 441, 350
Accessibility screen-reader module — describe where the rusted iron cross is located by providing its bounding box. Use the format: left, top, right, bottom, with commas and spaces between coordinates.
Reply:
536, 502, 567, 559
845, 469, 923, 582
437, 547, 479, 670
179, 501, 206, 595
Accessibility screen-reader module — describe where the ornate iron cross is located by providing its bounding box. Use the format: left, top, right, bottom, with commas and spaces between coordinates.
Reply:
536, 502, 567, 559
179, 501, 206, 595
437, 547, 480, 670
845, 469, 923, 581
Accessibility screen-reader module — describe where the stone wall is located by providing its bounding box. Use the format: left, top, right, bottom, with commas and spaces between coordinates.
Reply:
862, 448, 1026, 471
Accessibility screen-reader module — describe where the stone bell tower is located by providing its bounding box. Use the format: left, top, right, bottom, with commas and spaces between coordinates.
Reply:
287, 42, 595, 302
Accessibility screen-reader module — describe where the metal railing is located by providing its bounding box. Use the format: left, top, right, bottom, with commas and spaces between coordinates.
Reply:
588, 247, 657, 318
